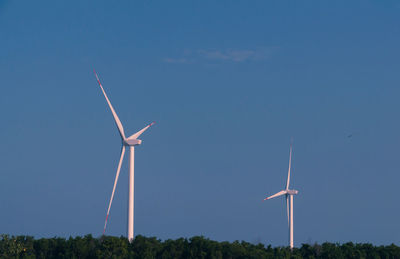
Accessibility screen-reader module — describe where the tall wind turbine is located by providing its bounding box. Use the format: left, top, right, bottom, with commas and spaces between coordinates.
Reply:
263, 144, 299, 249
95, 70, 155, 242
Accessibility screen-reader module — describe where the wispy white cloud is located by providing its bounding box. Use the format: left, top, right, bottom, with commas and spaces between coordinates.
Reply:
164, 47, 275, 64
198, 49, 259, 62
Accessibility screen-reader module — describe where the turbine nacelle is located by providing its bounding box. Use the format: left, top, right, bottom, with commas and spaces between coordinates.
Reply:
286, 189, 298, 195
124, 138, 142, 146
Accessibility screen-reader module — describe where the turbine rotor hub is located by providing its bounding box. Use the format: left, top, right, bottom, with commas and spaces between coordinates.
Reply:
124, 138, 142, 146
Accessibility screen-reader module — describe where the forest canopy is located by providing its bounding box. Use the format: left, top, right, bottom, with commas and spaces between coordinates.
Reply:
0, 234, 399, 259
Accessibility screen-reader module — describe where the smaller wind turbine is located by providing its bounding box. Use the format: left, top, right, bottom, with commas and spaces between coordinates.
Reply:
263, 144, 299, 250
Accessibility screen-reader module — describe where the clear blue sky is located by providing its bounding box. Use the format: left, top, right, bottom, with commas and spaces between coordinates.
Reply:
0, 0, 399, 246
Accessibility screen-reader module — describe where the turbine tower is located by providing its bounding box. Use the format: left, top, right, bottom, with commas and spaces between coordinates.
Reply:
263, 144, 299, 249
95, 70, 154, 242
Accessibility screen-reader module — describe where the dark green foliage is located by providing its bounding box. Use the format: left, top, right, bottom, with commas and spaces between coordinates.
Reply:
0, 234, 399, 259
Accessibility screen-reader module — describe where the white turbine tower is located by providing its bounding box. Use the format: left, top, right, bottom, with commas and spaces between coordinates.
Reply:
263, 144, 299, 250
95, 70, 155, 242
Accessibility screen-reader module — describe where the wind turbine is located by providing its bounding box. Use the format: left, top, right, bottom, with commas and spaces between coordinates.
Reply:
263, 144, 299, 250
94, 70, 155, 242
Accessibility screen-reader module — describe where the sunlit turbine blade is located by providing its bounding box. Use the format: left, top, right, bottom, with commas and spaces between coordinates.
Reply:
127, 122, 155, 140
94, 70, 126, 140
103, 145, 126, 235
263, 190, 287, 200
286, 144, 292, 190
286, 195, 289, 227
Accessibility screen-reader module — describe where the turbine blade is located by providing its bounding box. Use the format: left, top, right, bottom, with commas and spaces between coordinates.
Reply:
94, 70, 126, 139
286, 195, 289, 227
103, 145, 126, 235
263, 190, 287, 200
127, 121, 155, 140
286, 144, 292, 190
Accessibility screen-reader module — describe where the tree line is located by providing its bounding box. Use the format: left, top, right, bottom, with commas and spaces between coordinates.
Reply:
1, 234, 399, 258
